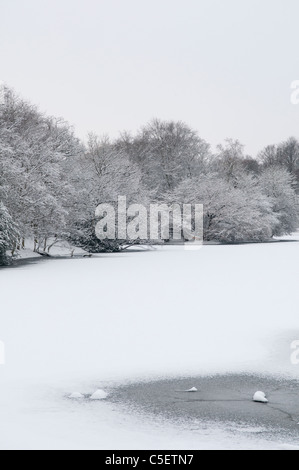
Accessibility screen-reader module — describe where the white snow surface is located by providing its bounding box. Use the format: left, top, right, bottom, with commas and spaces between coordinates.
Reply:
1, 236, 299, 450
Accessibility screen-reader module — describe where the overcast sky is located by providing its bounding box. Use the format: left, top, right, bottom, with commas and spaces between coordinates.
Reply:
1, 0, 299, 156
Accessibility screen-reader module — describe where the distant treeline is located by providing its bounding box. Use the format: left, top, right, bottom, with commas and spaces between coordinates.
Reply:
0, 86, 298, 264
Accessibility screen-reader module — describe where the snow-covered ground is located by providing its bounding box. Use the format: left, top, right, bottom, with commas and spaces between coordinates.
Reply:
1, 235, 299, 450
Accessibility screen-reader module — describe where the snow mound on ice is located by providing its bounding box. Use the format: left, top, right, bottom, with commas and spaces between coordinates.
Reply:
68, 392, 84, 399
186, 387, 198, 392
253, 391, 268, 403
90, 389, 108, 400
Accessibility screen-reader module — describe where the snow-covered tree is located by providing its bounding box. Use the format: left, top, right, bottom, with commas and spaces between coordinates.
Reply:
66, 134, 150, 252
0, 202, 19, 265
258, 167, 299, 236
258, 144, 279, 168
118, 119, 210, 196
170, 173, 277, 243
86, 134, 146, 205
258, 138, 299, 190
0, 86, 83, 252
277, 137, 299, 176
210, 139, 249, 184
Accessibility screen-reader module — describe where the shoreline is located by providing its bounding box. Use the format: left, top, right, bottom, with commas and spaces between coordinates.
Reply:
2, 236, 298, 270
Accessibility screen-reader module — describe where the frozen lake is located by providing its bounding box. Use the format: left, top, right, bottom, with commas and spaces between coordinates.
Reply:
0, 239, 299, 449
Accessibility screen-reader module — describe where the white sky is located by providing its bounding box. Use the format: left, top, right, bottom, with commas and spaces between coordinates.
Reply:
1, 0, 299, 156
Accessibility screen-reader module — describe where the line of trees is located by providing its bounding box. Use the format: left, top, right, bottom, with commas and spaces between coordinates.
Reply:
0, 85, 298, 264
